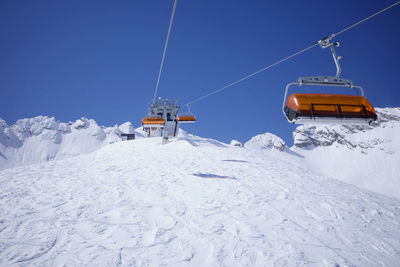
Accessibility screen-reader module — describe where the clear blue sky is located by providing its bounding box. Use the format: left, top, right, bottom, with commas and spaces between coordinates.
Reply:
1, 0, 399, 145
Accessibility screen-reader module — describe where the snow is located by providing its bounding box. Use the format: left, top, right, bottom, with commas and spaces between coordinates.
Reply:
0, 135, 400, 265
244, 132, 288, 151
292, 107, 400, 199
119, 122, 135, 135
229, 140, 243, 147
1, 108, 400, 265
0, 116, 121, 171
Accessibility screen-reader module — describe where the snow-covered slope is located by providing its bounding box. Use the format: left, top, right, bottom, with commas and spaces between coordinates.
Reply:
2, 108, 399, 200
0, 117, 141, 171
292, 107, 400, 199
1, 135, 400, 266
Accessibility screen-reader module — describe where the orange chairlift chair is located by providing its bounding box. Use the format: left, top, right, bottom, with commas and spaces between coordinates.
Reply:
177, 105, 196, 123
142, 116, 165, 127
283, 36, 377, 125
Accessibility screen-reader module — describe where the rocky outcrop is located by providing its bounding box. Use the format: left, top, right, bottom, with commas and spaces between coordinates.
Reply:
230, 140, 243, 147
292, 107, 400, 153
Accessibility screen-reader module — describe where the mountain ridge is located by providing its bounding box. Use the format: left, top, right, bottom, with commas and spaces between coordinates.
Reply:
1, 107, 399, 199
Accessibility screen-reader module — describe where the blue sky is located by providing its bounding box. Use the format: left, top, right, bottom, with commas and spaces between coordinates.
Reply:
1, 0, 399, 145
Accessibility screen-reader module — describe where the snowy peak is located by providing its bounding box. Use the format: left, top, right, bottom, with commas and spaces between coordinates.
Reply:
293, 107, 400, 153
8, 116, 121, 144
244, 132, 288, 151
0, 116, 124, 170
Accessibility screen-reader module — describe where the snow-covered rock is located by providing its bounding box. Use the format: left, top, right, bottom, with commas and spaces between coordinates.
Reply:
293, 107, 400, 152
0, 118, 21, 149
292, 107, 400, 199
119, 121, 135, 134
245, 132, 288, 151
230, 139, 243, 147
73, 118, 86, 129
0, 116, 125, 170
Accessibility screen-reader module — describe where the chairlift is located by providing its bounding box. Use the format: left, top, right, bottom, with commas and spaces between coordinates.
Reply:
178, 105, 196, 123
283, 36, 377, 125
142, 98, 180, 137
142, 116, 165, 127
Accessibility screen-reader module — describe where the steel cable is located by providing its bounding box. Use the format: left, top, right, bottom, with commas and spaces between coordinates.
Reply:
185, 1, 400, 106
152, 0, 178, 103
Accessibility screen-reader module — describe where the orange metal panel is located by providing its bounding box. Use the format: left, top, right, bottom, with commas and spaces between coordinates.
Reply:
142, 117, 165, 125
178, 116, 196, 122
286, 93, 377, 118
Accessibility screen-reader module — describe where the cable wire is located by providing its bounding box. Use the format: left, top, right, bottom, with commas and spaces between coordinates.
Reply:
152, 0, 178, 103
333, 1, 400, 37
185, 43, 319, 106
185, 0, 400, 106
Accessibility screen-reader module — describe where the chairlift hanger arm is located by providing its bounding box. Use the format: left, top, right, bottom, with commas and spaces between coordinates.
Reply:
318, 35, 342, 78
185, 104, 191, 113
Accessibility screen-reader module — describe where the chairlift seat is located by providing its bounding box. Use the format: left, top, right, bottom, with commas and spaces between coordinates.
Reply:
142, 117, 165, 127
284, 93, 377, 124
178, 114, 196, 123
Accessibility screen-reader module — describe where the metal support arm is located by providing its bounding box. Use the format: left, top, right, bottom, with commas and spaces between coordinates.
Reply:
330, 45, 342, 78
318, 35, 342, 78
282, 82, 299, 121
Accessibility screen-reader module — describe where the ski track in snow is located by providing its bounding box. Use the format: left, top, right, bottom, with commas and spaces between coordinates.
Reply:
0, 137, 400, 266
